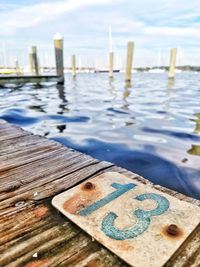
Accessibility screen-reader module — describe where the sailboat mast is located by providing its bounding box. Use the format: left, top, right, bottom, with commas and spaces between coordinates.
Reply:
109, 26, 113, 52
158, 48, 161, 67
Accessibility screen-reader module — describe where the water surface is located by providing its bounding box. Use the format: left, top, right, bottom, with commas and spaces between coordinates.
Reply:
0, 72, 200, 199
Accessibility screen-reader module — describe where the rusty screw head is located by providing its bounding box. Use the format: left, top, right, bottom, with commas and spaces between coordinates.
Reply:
167, 224, 178, 236
83, 182, 94, 190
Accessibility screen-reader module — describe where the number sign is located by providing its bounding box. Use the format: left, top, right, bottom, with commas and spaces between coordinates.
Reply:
52, 172, 200, 267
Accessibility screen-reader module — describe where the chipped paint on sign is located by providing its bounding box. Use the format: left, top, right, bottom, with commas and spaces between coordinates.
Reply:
52, 172, 200, 267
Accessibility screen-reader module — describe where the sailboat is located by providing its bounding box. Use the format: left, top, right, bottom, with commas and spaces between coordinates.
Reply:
174, 47, 182, 73
96, 27, 120, 73
149, 49, 165, 73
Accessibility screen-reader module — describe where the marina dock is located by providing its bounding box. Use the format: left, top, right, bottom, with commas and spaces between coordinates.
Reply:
0, 75, 63, 86
0, 119, 199, 267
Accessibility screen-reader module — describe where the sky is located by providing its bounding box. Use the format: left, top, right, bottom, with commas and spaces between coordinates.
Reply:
0, 0, 200, 67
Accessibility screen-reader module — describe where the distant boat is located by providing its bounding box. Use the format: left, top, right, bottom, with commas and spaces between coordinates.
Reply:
120, 69, 138, 73
149, 68, 165, 73
149, 48, 166, 73
95, 68, 120, 73
174, 69, 182, 73
0, 68, 17, 75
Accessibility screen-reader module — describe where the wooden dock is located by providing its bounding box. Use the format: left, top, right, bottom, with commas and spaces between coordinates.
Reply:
0, 119, 199, 267
0, 75, 63, 86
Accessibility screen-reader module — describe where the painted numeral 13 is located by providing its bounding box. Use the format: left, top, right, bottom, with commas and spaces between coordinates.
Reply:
79, 182, 169, 240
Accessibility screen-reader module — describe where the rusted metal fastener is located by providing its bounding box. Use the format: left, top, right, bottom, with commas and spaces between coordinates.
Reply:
83, 182, 94, 190
167, 224, 178, 236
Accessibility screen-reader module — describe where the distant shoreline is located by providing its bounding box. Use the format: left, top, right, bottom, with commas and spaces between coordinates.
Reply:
0, 65, 200, 75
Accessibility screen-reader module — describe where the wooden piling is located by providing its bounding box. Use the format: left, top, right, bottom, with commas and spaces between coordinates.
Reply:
125, 41, 134, 82
168, 48, 177, 79
108, 26, 114, 79
54, 33, 64, 84
32, 46, 39, 75
72, 55, 76, 77
29, 53, 34, 74
109, 52, 114, 79
15, 59, 20, 75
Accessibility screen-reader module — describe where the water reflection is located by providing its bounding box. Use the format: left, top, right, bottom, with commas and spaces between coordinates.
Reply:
123, 87, 131, 101
108, 79, 117, 101
28, 104, 46, 113
56, 84, 67, 103
167, 78, 175, 89
187, 113, 200, 156
70, 77, 78, 90
109, 77, 114, 82
194, 113, 200, 134
122, 86, 131, 114
125, 80, 132, 89
56, 84, 69, 115
188, 145, 200, 156
56, 124, 66, 133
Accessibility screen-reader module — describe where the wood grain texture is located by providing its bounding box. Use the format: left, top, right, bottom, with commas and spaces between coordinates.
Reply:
0, 119, 199, 267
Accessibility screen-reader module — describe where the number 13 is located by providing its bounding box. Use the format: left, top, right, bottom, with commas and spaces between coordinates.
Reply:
79, 182, 169, 240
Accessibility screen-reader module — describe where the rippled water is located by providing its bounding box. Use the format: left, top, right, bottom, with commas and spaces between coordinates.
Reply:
0, 73, 200, 199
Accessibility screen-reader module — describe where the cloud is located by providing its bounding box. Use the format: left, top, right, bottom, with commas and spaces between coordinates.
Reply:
1, 0, 200, 66
145, 26, 200, 38
0, 0, 114, 34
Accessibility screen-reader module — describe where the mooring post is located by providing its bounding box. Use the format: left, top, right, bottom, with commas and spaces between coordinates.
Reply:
72, 55, 76, 77
29, 53, 34, 74
125, 41, 134, 82
108, 26, 114, 79
168, 48, 177, 79
15, 59, 20, 75
32, 46, 39, 75
54, 33, 64, 84
109, 52, 114, 79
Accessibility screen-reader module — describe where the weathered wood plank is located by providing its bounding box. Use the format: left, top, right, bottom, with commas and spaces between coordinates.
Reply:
0, 160, 111, 210
165, 222, 200, 267
0, 119, 30, 142
0, 120, 199, 267
0, 200, 128, 267
0, 137, 51, 157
